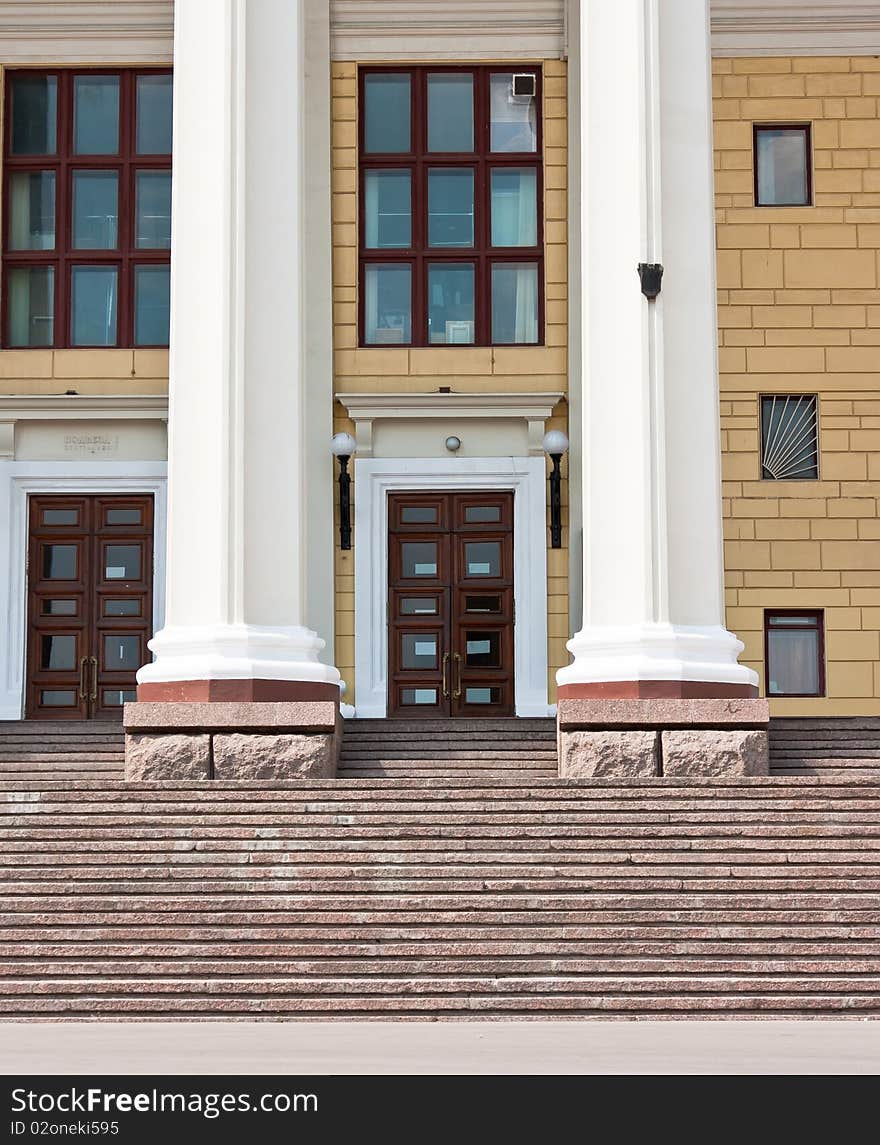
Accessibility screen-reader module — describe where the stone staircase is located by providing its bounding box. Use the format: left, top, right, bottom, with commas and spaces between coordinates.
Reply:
2, 773, 880, 1018
338, 718, 558, 779
770, 718, 880, 776
0, 722, 124, 783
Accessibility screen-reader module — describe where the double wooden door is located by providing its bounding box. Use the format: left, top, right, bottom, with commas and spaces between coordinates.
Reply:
388, 491, 514, 718
26, 494, 154, 720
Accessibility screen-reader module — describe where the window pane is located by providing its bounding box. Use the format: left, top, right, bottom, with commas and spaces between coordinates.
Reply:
136, 74, 173, 154
11, 75, 57, 155
491, 168, 537, 247
72, 171, 119, 249
401, 633, 438, 670
428, 169, 474, 247
42, 544, 77, 579
42, 600, 77, 616
364, 170, 411, 248
756, 128, 809, 206
428, 263, 474, 344
761, 395, 818, 480
465, 541, 501, 577
401, 542, 438, 577
104, 689, 137, 706
465, 687, 501, 705
9, 172, 55, 250
42, 509, 79, 525
105, 545, 141, 580
401, 506, 438, 523
768, 628, 820, 695
465, 506, 501, 523
134, 265, 171, 345
40, 690, 76, 706
364, 74, 410, 153
8, 267, 54, 347
41, 634, 76, 671
401, 688, 438, 706
400, 598, 439, 615
104, 599, 141, 617
492, 262, 539, 344
106, 508, 143, 525
364, 264, 411, 344
71, 266, 117, 346
427, 74, 473, 152
104, 634, 141, 671
74, 75, 120, 154
490, 72, 537, 153
466, 632, 500, 668
136, 172, 172, 248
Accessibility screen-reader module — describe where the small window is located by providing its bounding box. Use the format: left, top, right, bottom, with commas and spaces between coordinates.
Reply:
765, 611, 824, 697
761, 395, 818, 480
754, 125, 811, 207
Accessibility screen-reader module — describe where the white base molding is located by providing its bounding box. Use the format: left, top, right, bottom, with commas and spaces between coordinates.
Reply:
556, 623, 759, 690
137, 623, 342, 687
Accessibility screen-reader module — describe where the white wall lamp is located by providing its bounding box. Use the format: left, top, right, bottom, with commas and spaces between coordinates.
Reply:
330, 432, 357, 549
542, 429, 569, 548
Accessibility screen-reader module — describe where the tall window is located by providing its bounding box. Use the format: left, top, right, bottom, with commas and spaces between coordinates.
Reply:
3, 70, 172, 349
765, 611, 825, 697
359, 67, 543, 347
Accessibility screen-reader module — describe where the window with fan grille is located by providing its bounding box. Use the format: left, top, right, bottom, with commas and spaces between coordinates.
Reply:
760, 395, 819, 481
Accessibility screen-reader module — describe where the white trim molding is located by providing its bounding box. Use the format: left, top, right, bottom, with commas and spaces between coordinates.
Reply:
337, 392, 564, 457
0, 395, 169, 422
353, 455, 551, 718
0, 461, 167, 720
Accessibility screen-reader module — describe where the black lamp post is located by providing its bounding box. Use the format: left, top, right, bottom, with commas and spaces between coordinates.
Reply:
542, 430, 569, 549
330, 432, 357, 550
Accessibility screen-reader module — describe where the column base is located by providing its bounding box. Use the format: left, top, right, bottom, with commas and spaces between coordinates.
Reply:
123, 701, 340, 781
556, 623, 760, 694
137, 679, 339, 702
557, 698, 769, 780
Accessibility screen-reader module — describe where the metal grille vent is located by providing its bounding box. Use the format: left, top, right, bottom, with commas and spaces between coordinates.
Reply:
760, 394, 819, 480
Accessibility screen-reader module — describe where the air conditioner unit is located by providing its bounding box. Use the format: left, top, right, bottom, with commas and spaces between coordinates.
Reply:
511, 73, 536, 101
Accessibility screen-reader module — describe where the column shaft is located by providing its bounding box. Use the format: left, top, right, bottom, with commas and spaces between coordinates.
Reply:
558, 0, 757, 698
137, 0, 340, 701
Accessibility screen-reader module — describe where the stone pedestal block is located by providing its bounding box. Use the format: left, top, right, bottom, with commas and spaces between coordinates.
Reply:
123, 701, 340, 781
560, 731, 659, 778
662, 729, 769, 777
213, 733, 336, 779
125, 733, 211, 780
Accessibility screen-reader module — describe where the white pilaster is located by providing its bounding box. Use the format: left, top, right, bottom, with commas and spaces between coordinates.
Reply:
137, 0, 339, 691
558, 0, 756, 692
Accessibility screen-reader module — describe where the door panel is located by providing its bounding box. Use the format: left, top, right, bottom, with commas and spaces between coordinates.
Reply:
388, 492, 514, 718
26, 494, 154, 720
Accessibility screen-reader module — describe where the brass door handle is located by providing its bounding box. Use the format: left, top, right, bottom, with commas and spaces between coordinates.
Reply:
88, 656, 98, 702
453, 652, 462, 699
441, 652, 450, 699
78, 657, 89, 702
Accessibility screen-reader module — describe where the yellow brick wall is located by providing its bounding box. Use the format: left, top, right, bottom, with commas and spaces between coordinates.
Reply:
330, 61, 569, 705
0, 350, 169, 396
714, 55, 880, 715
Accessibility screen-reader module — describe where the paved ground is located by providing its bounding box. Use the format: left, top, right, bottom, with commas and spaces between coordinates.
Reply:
2, 1021, 879, 1074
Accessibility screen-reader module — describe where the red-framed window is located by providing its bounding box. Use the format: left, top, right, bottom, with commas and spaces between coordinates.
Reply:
3, 69, 172, 349
358, 66, 543, 348
765, 610, 825, 697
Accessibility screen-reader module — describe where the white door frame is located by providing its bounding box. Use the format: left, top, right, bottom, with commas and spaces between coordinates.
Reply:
353, 455, 551, 718
0, 460, 167, 720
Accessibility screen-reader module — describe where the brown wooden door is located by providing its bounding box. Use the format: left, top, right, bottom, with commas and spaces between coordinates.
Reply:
388, 491, 514, 718
26, 494, 154, 720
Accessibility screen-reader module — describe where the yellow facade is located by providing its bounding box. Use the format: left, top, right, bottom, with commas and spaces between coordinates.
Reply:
713, 55, 880, 714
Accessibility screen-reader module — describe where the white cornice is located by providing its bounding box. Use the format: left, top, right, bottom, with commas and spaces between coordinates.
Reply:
0, 2, 173, 64
337, 391, 564, 455
711, 2, 880, 56
0, 394, 169, 420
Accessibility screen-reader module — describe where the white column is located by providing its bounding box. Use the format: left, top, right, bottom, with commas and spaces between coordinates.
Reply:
137, 0, 340, 698
558, 0, 756, 695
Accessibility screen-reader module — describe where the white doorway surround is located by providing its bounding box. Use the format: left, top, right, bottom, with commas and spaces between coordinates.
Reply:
0, 461, 167, 720
353, 456, 550, 718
